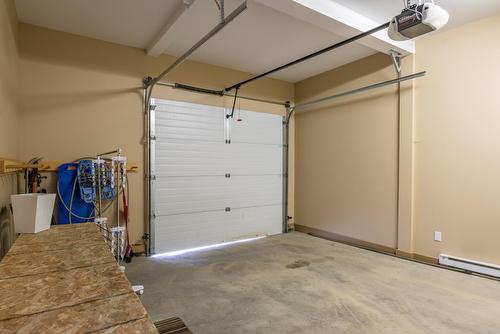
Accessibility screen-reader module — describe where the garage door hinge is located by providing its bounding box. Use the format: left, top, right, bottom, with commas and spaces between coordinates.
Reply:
225, 173, 231, 178
150, 135, 156, 140
225, 207, 231, 212
225, 139, 231, 144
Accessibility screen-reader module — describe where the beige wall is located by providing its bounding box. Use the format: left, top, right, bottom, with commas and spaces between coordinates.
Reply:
0, 0, 19, 159
294, 53, 400, 248
17, 23, 294, 245
0, 0, 20, 211
294, 13, 500, 265
414, 14, 500, 264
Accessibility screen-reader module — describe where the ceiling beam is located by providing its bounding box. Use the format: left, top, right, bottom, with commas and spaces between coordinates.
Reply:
254, 0, 415, 56
147, 0, 196, 57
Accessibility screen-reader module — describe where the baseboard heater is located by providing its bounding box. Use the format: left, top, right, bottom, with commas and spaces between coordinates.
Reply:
439, 254, 500, 278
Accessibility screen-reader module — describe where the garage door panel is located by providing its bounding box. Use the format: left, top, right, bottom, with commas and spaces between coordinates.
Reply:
155, 175, 282, 216
156, 123, 222, 140
228, 175, 282, 208
156, 114, 222, 130
155, 100, 223, 142
156, 109, 222, 123
155, 142, 282, 176
156, 141, 227, 176
226, 143, 282, 175
156, 100, 223, 116
155, 176, 226, 191
156, 141, 227, 157
229, 205, 283, 236
230, 110, 283, 144
156, 196, 227, 216
154, 211, 242, 253
154, 206, 282, 253
153, 99, 283, 253
155, 176, 229, 215
156, 129, 223, 143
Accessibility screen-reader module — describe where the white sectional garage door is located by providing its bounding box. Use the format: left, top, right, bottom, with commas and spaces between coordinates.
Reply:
151, 99, 283, 254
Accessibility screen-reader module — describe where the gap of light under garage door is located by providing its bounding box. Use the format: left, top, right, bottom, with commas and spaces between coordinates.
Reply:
151, 236, 266, 257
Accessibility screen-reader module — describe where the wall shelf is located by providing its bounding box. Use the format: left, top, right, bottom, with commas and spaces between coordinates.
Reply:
0, 158, 139, 175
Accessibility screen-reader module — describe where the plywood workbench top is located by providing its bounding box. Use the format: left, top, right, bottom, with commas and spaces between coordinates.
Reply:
0, 223, 158, 334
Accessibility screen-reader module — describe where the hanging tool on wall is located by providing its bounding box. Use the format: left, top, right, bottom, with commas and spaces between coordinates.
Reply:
77, 160, 96, 204
25, 157, 47, 193
57, 152, 122, 225
122, 185, 134, 262
57, 163, 95, 224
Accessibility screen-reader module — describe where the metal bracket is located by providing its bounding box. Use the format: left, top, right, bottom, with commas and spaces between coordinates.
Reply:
215, 0, 224, 23
390, 50, 402, 75
143, 76, 153, 89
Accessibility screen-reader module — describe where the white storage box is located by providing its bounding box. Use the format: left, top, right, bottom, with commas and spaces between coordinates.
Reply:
11, 193, 56, 234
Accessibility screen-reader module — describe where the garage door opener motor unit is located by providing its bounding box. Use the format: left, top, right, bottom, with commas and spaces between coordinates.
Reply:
388, 0, 449, 41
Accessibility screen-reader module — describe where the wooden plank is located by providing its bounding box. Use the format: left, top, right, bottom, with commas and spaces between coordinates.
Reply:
94, 317, 159, 334
0, 242, 115, 279
0, 158, 24, 174
0, 224, 158, 333
0, 294, 155, 334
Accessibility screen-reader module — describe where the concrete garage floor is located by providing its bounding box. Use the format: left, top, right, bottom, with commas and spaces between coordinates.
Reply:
126, 232, 500, 334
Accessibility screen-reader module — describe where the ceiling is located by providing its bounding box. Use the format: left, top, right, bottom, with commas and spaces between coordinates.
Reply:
160, 0, 377, 82
14, 0, 500, 83
15, 0, 181, 49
